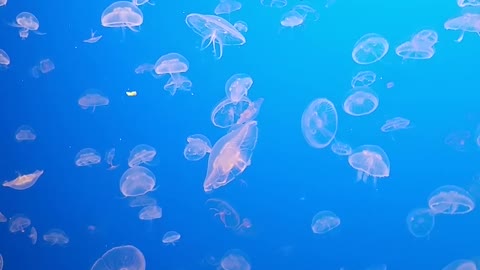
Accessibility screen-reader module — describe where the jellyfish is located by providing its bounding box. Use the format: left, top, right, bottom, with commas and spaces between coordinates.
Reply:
214, 0, 242, 15
233, 21, 248, 32
105, 148, 119, 170
184, 134, 212, 161
119, 166, 156, 197
351, 71, 376, 88
43, 229, 69, 245
153, 53, 189, 75
406, 208, 435, 238
412, 29, 438, 47
75, 148, 102, 166
330, 140, 353, 156
205, 198, 251, 231
301, 98, 338, 149
220, 249, 251, 270
343, 87, 379, 116
311, 210, 341, 234
8, 214, 31, 233
380, 117, 412, 132
78, 89, 109, 112
211, 97, 253, 128
138, 205, 162, 220
352, 33, 389, 65
260, 0, 287, 8
9, 12, 46, 39
185, 13, 246, 59
428, 185, 475, 215
101, 1, 143, 32
29, 226, 38, 244
128, 144, 156, 167
203, 121, 258, 192
441, 259, 477, 270
15, 125, 36, 142
225, 73, 253, 103
395, 41, 435, 60
90, 245, 146, 270
83, 29, 102, 43
3, 170, 44, 190
163, 74, 192, 95
0, 49, 10, 67
162, 231, 181, 245
348, 145, 390, 184
444, 13, 480, 42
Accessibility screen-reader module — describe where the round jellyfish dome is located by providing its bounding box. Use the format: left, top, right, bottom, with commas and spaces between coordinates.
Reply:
154, 53, 189, 75
301, 98, 338, 149
343, 87, 379, 116
90, 245, 146, 270
311, 210, 341, 234
352, 33, 389, 65
428, 185, 475, 215
348, 144, 390, 183
101, 1, 143, 31
406, 207, 435, 238
119, 166, 156, 197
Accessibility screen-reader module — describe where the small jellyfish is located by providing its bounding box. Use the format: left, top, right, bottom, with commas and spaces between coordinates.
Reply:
78, 89, 109, 112
101, 1, 143, 32
105, 148, 119, 170
43, 229, 69, 245
211, 97, 252, 128
184, 134, 212, 161
185, 13, 246, 59
29, 226, 38, 244
129, 194, 157, 208
220, 249, 251, 270
3, 170, 44, 190
311, 210, 340, 234
380, 117, 412, 132
15, 125, 36, 142
153, 53, 189, 75
301, 98, 338, 149
206, 198, 251, 231
395, 41, 435, 60
8, 214, 31, 233
343, 87, 379, 116
119, 166, 156, 197
330, 140, 352, 156
0, 49, 10, 67
138, 205, 162, 220
225, 73, 253, 103
348, 145, 390, 184
428, 185, 475, 215
280, 10, 305, 28
352, 33, 389, 65
406, 208, 435, 238
10, 12, 46, 39
90, 245, 146, 270
351, 71, 376, 88
260, 0, 287, 8
135, 63, 154, 74
0, 212, 6, 222
128, 144, 156, 167
162, 231, 181, 245
203, 121, 258, 192
444, 13, 480, 42
37, 58, 55, 74
412, 29, 438, 47
214, 0, 242, 15
83, 29, 102, 43
75, 148, 102, 167
233, 21, 248, 32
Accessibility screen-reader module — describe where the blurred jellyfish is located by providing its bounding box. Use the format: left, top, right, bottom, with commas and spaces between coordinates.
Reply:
128, 144, 156, 167
428, 185, 475, 215
0, 49, 10, 67
75, 148, 102, 166
380, 117, 412, 132
343, 87, 379, 116
3, 170, 44, 190
164, 74, 192, 95
311, 210, 340, 234
260, 0, 287, 8
15, 125, 36, 142
214, 0, 242, 15
444, 13, 480, 42
406, 208, 435, 238
301, 98, 338, 149
90, 245, 146, 270
184, 134, 212, 161
138, 205, 162, 220
43, 229, 69, 245
220, 249, 251, 270
8, 214, 31, 233
162, 231, 181, 245
83, 29, 102, 43
101, 1, 143, 32
78, 89, 109, 112
330, 140, 352, 156
352, 33, 389, 65
119, 166, 156, 197
233, 21, 248, 32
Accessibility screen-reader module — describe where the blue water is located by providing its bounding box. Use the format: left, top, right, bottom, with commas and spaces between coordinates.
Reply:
1, 0, 480, 269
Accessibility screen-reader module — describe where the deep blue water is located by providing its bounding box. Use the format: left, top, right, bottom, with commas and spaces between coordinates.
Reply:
1, 0, 480, 269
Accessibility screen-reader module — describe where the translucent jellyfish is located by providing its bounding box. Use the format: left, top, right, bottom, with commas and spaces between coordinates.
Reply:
138, 205, 162, 220
29, 226, 37, 244
225, 73, 253, 103
154, 53, 189, 75
83, 29, 102, 43
185, 13, 246, 59
457, 0, 480, 7
203, 121, 258, 192
184, 134, 212, 161
445, 131, 473, 152
162, 231, 181, 244
260, 0, 287, 8
119, 166, 156, 197
90, 245, 145, 270
15, 125, 36, 142
0, 49, 10, 67
8, 214, 31, 233
221, 249, 251, 270
132, 0, 154, 6
211, 97, 252, 128
128, 144, 156, 167
351, 71, 376, 88
348, 145, 390, 183
352, 33, 389, 65
105, 148, 119, 170
0, 0, 5, 6
311, 210, 340, 234
280, 10, 305, 28
10, 12, 45, 39
444, 13, 480, 42
3, 169, 44, 190
164, 74, 192, 95
129, 194, 157, 208
330, 140, 352, 156
343, 87, 379, 116
43, 229, 69, 245
135, 63, 154, 74
206, 198, 251, 231
0, 212, 6, 222
442, 259, 477, 270
395, 41, 434, 60
101, 1, 143, 32
380, 117, 411, 132
32, 58, 55, 76
301, 98, 338, 149
233, 21, 248, 32
78, 89, 109, 112
75, 148, 102, 166
412, 29, 438, 47
214, 0, 242, 15
428, 185, 475, 215
406, 208, 435, 238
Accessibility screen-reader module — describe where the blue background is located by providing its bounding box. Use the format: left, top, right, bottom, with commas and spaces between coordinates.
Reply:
1, 0, 480, 269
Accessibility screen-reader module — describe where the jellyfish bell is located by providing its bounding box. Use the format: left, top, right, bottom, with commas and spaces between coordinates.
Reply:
101, 1, 144, 32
